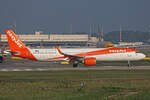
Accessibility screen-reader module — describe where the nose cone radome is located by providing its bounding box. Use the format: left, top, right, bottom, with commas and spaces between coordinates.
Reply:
138, 53, 146, 60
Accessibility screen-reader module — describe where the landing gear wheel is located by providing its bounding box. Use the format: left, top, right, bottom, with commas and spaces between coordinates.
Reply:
73, 64, 78, 68
73, 61, 79, 68
128, 60, 131, 67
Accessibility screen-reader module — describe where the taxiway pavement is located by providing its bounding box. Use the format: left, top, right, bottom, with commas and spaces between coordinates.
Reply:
0, 62, 150, 71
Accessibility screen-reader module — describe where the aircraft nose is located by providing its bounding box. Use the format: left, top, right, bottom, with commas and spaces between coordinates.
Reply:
139, 53, 146, 59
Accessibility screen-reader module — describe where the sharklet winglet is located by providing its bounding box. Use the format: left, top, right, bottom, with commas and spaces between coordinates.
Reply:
56, 46, 63, 55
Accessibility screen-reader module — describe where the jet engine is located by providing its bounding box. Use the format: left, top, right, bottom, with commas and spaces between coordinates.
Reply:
84, 57, 96, 66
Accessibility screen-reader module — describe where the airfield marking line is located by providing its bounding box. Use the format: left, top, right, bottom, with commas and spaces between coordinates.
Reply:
1, 69, 9, 71
0, 66, 150, 71
12, 69, 21, 71
24, 69, 33, 71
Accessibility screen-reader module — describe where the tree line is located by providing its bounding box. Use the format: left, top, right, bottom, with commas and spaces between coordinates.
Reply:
103, 31, 149, 43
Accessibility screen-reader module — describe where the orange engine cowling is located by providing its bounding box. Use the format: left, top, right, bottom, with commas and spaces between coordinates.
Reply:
84, 57, 96, 66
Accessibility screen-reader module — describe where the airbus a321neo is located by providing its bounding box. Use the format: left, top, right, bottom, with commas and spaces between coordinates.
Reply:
5, 29, 145, 67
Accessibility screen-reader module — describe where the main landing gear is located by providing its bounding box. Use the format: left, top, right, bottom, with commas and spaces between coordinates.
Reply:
73, 61, 79, 68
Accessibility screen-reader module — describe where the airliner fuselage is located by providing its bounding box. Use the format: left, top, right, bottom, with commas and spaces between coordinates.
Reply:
23, 48, 145, 61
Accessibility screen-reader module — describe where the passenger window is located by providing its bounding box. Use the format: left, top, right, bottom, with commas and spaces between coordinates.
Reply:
34, 50, 39, 54
127, 54, 132, 57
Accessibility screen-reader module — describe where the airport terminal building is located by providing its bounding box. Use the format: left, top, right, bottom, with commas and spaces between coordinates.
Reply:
1, 31, 98, 47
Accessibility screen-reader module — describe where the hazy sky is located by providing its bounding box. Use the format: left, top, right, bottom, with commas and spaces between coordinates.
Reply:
0, 0, 150, 33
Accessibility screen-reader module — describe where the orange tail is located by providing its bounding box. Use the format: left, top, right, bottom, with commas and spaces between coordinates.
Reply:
5, 29, 37, 60
5, 29, 26, 52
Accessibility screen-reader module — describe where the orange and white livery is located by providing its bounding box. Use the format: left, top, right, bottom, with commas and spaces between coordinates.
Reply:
5, 29, 146, 67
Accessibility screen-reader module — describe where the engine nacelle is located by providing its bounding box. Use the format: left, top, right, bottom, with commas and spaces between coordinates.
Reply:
84, 57, 96, 66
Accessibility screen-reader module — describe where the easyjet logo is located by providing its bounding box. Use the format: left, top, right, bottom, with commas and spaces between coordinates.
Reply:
7, 31, 22, 48
109, 49, 127, 53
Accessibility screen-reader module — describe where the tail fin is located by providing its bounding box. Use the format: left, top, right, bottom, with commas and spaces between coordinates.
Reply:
5, 29, 26, 52
5, 29, 37, 60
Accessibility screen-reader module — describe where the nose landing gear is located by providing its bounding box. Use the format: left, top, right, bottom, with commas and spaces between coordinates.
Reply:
128, 60, 131, 67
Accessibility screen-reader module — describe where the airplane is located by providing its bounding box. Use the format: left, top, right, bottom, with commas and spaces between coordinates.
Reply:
5, 29, 146, 67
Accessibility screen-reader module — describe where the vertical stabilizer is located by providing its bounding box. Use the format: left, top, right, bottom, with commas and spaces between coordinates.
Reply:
5, 29, 36, 60
5, 29, 26, 52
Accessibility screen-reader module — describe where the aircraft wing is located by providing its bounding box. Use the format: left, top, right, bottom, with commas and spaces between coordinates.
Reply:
56, 46, 83, 61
